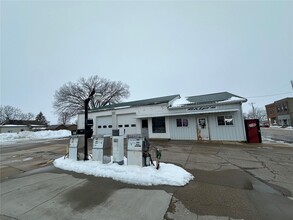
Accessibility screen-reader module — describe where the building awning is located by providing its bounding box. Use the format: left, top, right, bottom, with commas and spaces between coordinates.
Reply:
135, 109, 239, 118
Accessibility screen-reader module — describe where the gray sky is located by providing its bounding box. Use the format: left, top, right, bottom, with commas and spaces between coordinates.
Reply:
1, 0, 292, 124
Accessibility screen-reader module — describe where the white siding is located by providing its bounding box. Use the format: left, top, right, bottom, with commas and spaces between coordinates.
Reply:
78, 100, 247, 141
96, 116, 112, 136
208, 112, 246, 141
0, 125, 29, 133
169, 116, 197, 140
117, 114, 137, 136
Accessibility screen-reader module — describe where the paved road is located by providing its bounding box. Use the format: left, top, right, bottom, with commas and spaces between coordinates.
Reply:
1, 139, 293, 220
0, 139, 69, 180
261, 127, 293, 144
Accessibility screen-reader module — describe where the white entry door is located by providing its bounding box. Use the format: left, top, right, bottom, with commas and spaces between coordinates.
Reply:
197, 117, 209, 140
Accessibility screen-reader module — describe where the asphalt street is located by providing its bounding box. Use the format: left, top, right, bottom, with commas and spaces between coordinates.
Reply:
261, 127, 293, 144
1, 132, 293, 220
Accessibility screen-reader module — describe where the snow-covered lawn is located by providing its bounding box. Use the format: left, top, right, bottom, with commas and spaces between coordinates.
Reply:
0, 130, 71, 144
269, 126, 293, 130
54, 157, 194, 186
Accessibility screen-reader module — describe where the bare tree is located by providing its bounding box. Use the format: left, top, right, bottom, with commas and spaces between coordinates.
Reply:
0, 105, 22, 123
20, 112, 35, 120
247, 107, 267, 122
58, 112, 71, 125
0, 105, 35, 124
53, 75, 130, 121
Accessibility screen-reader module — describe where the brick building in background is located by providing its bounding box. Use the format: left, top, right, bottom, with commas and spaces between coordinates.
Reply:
265, 97, 293, 126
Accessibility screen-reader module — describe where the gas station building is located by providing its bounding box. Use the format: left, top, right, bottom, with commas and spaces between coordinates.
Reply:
77, 91, 248, 142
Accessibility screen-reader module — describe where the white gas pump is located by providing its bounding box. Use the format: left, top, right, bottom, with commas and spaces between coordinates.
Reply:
127, 135, 144, 166
112, 136, 124, 165
92, 136, 104, 162
68, 135, 80, 160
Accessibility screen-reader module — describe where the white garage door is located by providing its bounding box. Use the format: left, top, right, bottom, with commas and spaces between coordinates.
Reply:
96, 116, 112, 136
117, 114, 137, 136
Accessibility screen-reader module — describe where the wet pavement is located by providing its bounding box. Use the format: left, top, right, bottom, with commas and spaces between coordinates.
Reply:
1, 139, 293, 220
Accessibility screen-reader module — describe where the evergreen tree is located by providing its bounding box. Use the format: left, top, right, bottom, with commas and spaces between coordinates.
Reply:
35, 112, 48, 125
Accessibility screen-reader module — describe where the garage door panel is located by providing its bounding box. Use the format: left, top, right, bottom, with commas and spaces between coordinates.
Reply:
117, 114, 137, 136
97, 116, 112, 135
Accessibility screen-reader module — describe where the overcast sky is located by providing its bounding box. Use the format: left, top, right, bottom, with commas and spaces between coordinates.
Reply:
1, 0, 292, 124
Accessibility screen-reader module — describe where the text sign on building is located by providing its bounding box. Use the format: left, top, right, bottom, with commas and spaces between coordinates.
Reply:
187, 106, 217, 111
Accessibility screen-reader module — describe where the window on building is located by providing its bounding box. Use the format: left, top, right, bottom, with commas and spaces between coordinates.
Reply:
176, 118, 188, 127
118, 125, 123, 128
217, 116, 233, 126
131, 124, 136, 127
125, 124, 129, 127
142, 120, 148, 128
103, 125, 107, 128
108, 125, 112, 128
152, 117, 166, 133
176, 119, 182, 127
98, 125, 102, 128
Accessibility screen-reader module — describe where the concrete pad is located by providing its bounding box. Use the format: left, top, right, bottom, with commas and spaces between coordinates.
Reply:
1, 173, 172, 220
185, 162, 239, 171
166, 196, 198, 220
197, 216, 229, 220
1, 173, 86, 218
224, 158, 263, 169
166, 196, 242, 220
188, 154, 227, 164
82, 188, 172, 220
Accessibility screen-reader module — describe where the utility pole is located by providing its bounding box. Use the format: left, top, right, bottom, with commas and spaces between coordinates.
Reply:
291, 80, 293, 90
250, 102, 256, 119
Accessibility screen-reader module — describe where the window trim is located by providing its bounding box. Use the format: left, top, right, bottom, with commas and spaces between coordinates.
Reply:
152, 117, 166, 133
176, 118, 189, 127
217, 115, 234, 126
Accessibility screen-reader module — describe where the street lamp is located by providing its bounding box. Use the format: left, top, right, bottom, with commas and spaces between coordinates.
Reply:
84, 88, 101, 161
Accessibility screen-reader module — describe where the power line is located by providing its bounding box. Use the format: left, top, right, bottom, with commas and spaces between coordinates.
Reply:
247, 91, 292, 99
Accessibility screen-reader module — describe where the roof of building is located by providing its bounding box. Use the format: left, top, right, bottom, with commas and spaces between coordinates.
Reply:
87, 92, 246, 113
91, 94, 180, 112
186, 92, 247, 105
2, 120, 47, 126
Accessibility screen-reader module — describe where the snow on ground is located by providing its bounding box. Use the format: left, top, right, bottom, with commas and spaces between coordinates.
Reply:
269, 126, 293, 130
54, 157, 194, 186
262, 137, 293, 147
0, 130, 71, 144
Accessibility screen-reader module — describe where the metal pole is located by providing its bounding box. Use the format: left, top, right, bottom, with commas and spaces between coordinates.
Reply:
84, 98, 90, 161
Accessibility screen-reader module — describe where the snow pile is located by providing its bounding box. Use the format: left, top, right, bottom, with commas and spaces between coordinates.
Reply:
0, 130, 71, 144
270, 126, 293, 130
217, 96, 247, 103
262, 137, 293, 147
54, 157, 194, 186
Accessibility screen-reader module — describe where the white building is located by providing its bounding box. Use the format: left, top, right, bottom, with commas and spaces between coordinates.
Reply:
77, 92, 248, 141
0, 120, 47, 133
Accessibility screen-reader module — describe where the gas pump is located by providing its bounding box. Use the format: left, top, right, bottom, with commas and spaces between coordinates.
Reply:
92, 135, 105, 163
68, 135, 79, 160
127, 135, 143, 166
112, 134, 124, 165
127, 135, 153, 167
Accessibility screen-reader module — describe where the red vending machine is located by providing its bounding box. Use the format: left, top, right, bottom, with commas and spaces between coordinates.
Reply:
244, 119, 262, 143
